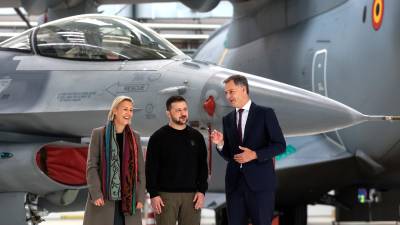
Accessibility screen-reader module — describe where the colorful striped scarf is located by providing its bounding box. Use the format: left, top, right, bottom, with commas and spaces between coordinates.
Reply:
100, 121, 138, 215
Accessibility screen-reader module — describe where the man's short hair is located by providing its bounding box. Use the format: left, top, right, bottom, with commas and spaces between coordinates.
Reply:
224, 75, 249, 94
166, 95, 187, 111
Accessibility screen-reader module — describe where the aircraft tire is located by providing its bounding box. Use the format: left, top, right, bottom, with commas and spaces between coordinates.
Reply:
215, 204, 228, 225
280, 204, 307, 225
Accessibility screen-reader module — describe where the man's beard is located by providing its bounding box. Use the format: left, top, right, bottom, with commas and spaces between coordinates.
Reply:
172, 116, 187, 125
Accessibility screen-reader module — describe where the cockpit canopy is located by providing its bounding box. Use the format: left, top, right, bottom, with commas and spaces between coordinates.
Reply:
0, 14, 186, 61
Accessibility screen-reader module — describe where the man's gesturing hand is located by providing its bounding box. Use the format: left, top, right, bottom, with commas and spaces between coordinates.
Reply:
211, 129, 224, 146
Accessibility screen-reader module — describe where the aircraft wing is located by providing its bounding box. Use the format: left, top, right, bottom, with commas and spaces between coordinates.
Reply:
0, 0, 221, 16
275, 133, 385, 206
0, 0, 172, 8
275, 134, 355, 205
98, 0, 174, 3
277, 135, 351, 170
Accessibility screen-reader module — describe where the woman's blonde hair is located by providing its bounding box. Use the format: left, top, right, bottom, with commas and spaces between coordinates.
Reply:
107, 95, 134, 121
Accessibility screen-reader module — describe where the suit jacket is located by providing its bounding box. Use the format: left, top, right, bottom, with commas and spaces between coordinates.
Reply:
218, 102, 286, 193
83, 127, 145, 225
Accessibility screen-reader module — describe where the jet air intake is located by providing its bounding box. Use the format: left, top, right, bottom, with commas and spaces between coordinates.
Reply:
0, 142, 87, 195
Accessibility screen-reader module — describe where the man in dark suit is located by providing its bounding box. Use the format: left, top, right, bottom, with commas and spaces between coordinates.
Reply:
211, 75, 286, 225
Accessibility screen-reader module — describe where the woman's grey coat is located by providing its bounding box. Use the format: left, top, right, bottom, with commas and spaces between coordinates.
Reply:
83, 127, 146, 225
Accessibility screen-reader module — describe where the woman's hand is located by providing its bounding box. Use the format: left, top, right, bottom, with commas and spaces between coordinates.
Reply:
136, 202, 143, 209
94, 197, 105, 206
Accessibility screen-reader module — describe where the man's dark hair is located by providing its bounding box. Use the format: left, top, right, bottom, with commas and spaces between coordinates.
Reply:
224, 75, 249, 94
166, 95, 187, 111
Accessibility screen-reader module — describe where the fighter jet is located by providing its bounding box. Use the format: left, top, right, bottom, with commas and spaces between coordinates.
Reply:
1, 1, 400, 225
0, 0, 220, 24
0, 13, 393, 225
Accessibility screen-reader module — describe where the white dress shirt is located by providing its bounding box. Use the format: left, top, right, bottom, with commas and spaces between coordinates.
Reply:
236, 100, 251, 138
217, 100, 252, 150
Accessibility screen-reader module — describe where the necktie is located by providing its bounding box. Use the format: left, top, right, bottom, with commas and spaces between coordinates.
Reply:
237, 109, 244, 144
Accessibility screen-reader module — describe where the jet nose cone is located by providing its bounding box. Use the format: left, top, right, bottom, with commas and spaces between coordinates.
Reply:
201, 70, 368, 136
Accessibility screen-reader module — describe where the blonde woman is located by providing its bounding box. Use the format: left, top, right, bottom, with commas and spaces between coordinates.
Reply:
83, 96, 145, 225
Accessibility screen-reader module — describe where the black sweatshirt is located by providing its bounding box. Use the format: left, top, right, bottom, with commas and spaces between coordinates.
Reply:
145, 125, 208, 198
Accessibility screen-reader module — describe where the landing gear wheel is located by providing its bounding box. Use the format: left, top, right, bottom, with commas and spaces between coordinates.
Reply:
280, 205, 307, 225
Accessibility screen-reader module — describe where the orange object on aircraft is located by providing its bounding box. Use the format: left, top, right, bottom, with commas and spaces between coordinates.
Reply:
372, 0, 384, 30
